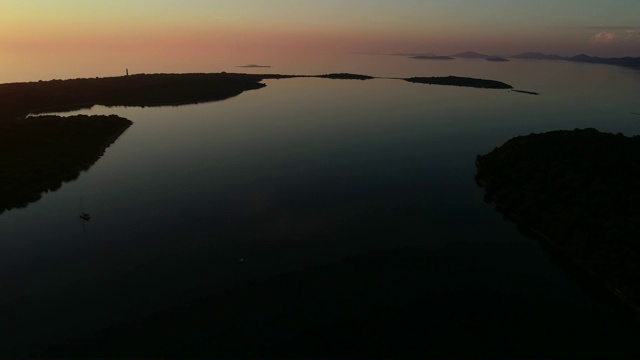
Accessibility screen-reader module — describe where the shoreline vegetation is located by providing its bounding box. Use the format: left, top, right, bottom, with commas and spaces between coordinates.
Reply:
475, 128, 640, 317
0, 72, 514, 215
405, 76, 512, 89
0, 114, 132, 214
0, 72, 515, 123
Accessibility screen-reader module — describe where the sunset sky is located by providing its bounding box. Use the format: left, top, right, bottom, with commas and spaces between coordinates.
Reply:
1, 1, 639, 82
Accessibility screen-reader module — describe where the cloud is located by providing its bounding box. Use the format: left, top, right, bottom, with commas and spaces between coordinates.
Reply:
591, 31, 617, 43
590, 29, 640, 44
585, 26, 640, 30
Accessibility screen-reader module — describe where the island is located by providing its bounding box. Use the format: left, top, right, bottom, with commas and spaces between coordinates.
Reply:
439, 51, 640, 69
0, 73, 288, 215
0, 114, 132, 214
509, 52, 640, 69
405, 76, 512, 89
486, 57, 509, 62
237, 64, 271, 68
313, 73, 374, 80
511, 89, 539, 95
409, 55, 454, 60
475, 128, 640, 316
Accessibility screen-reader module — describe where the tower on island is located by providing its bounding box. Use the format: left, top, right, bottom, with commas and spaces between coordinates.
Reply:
126, 68, 129, 76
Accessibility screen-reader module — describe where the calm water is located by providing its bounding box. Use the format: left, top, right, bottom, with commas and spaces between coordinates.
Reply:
2, 56, 640, 355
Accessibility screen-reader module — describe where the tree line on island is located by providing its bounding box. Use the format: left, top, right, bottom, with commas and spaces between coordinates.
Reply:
0, 72, 516, 122
476, 128, 640, 315
0, 115, 132, 214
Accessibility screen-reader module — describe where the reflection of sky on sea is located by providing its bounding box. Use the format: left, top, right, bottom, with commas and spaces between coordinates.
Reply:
1, 57, 640, 353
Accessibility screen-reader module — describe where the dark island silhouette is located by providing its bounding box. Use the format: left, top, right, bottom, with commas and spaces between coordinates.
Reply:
313, 73, 374, 80
410, 55, 454, 60
511, 52, 640, 68
412, 51, 640, 69
511, 89, 539, 95
0, 73, 291, 121
476, 128, 640, 316
0, 114, 132, 214
0, 72, 516, 122
237, 64, 271, 68
486, 57, 509, 62
405, 76, 512, 89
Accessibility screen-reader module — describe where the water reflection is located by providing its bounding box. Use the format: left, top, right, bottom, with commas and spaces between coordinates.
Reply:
1, 58, 640, 355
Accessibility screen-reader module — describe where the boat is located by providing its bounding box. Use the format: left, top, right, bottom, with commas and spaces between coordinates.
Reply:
79, 198, 91, 221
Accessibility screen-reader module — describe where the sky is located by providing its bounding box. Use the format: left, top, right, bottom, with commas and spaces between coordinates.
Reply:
1, 1, 639, 82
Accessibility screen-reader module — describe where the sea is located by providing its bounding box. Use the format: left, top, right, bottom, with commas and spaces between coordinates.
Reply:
2, 55, 640, 355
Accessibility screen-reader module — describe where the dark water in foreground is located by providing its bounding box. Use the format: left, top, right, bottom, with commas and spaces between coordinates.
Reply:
2, 58, 640, 355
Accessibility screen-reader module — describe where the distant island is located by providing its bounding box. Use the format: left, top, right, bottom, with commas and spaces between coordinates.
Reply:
511, 89, 539, 95
510, 52, 640, 68
411, 51, 640, 69
237, 64, 271, 68
410, 55, 454, 60
405, 76, 512, 89
476, 128, 640, 315
486, 57, 509, 62
313, 73, 374, 80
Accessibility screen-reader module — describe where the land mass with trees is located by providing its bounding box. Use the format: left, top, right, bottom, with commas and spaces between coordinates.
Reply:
0, 72, 514, 215
0, 114, 132, 214
476, 128, 640, 316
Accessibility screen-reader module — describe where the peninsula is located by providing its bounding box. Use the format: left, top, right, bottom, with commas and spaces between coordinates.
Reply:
0, 73, 289, 122
0, 72, 514, 123
0, 114, 132, 214
511, 89, 539, 95
476, 128, 640, 315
